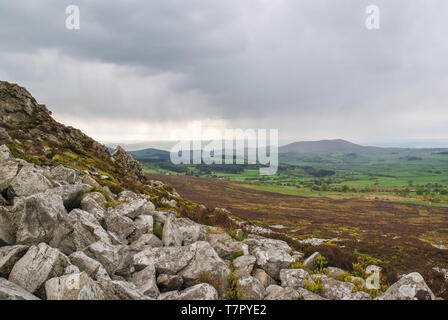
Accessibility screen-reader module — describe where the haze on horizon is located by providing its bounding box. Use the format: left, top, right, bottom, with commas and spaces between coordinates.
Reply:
0, 0, 447, 148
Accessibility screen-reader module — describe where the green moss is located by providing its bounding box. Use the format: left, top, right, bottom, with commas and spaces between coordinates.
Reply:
153, 223, 163, 240
304, 278, 324, 295
232, 250, 244, 259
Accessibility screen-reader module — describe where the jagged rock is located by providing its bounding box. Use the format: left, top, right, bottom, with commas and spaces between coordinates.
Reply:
83, 241, 134, 277
129, 215, 153, 243
112, 146, 144, 181
204, 227, 249, 260
99, 280, 151, 300
313, 275, 356, 300
157, 274, 183, 292
82, 175, 99, 187
47, 184, 88, 212
377, 272, 435, 300
238, 276, 265, 300
162, 215, 183, 246
280, 269, 313, 290
45, 272, 105, 300
0, 277, 39, 300
8, 243, 70, 297
69, 251, 110, 281
174, 218, 204, 246
0, 157, 18, 193
133, 245, 196, 274
131, 264, 159, 298
59, 209, 111, 254
243, 236, 293, 254
0, 144, 13, 161
251, 246, 294, 279
104, 210, 135, 243
0, 245, 28, 278
81, 192, 107, 223
296, 287, 328, 300
0, 127, 11, 145
7, 164, 52, 199
327, 267, 346, 277
131, 234, 163, 251
117, 191, 140, 202
264, 285, 300, 300
179, 241, 230, 297
351, 291, 371, 300
109, 198, 151, 220
302, 252, 322, 270
254, 268, 276, 288
49, 165, 81, 185
14, 192, 72, 248
0, 206, 15, 245
152, 210, 176, 225
158, 283, 218, 300
233, 255, 256, 277
64, 265, 80, 275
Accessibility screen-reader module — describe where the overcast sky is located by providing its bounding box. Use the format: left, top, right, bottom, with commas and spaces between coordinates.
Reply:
0, 0, 447, 147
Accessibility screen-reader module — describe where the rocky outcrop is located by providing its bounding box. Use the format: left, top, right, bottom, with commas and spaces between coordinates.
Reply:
45, 271, 106, 300
112, 146, 144, 181
377, 272, 436, 300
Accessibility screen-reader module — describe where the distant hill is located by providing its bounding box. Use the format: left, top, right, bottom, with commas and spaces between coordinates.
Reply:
130, 148, 171, 161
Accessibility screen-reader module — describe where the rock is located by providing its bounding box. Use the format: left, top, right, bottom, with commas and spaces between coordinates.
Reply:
296, 287, 328, 300
8, 243, 70, 297
243, 236, 292, 254
131, 264, 159, 298
64, 265, 80, 275
0, 245, 29, 278
45, 272, 105, 300
350, 291, 372, 300
104, 210, 135, 243
69, 251, 111, 281
0, 158, 18, 194
280, 269, 313, 290
377, 272, 435, 300
109, 198, 152, 220
0, 277, 39, 300
253, 268, 276, 288
252, 246, 294, 279
7, 164, 52, 199
179, 241, 231, 297
238, 276, 265, 300
174, 218, 203, 246
233, 255, 256, 277
83, 241, 134, 277
59, 209, 111, 254
129, 215, 153, 243
264, 285, 300, 300
0, 127, 11, 145
112, 146, 144, 181
313, 275, 356, 300
117, 191, 140, 202
205, 228, 249, 260
131, 234, 163, 250
157, 274, 183, 292
48, 184, 88, 212
49, 165, 80, 185
80, 192, 107, 223
99, 280, 151, 300
302, 252, 322, 270
152, 210, 176, 225
82, 175, 99, 187
159, 283, 218, 300
327, 267, 346, 277
162, 215, 182, 247
0, 194, 7, 206
133, 245, 196, 274
14, 192, 73, 248
0, 206, 15, 245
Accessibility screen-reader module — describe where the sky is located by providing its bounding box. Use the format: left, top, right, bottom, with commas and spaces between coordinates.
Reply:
0, 0, 447, 147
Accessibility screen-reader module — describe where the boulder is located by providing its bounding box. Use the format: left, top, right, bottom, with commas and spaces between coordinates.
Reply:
47, 184, 88, 212
252, 246, 294, 279
99, 280, 151, 300
157, 274, 183, 292
45, 272, 105, 300
179, 241, 230, 297
49, 165, 81, 185
327, 267, 346, 277
129, 215, 153, 243
152, 210, 176, 225
280, 269, 313, 290
0, 159, 18, 194
8, 243, 70, 297
0, 127, 11, 145
0, 277, 39, 300
14, 192, 73, 248
117, 191, 140, 202
133, 245, 196, 274
313, 275, 356, 300
64, 265, 80, 275
131, 264, 159, 298
173, 218, 203, 246
158, 283, 218, 300
205, 228, 249, 260
131, 234, 163, 251
238, 276, 265, 300
108, 198, 151, 220
162, 215, 183, 247
378, 272, 435, 300
81, 192, 107, 223
83, 241, 134, 277
59, 209, 111, 254
104, 210, 135, 243
111, 146, 144, 181
0, 245, 29, 278
243, 236, 292, 254
69, 251, 111, 281
7, 164, 52, 198
253, 268, 276, 288
296, 287, 328, 300
302, 252, 322, 270
0, 206, 15, 245
264, 285, 300, 300
233, 255, 256, 277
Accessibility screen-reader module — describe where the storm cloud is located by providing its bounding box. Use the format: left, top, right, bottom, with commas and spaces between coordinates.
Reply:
0, 0, 447, 145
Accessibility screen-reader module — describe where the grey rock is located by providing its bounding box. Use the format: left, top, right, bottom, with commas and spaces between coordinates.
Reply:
8, 243, 70, 297
83, 241, 134, 277
108, 198, 150, 219
45, 271, 105, 300
49, 165, 81, 185
157, 274, 183, 292
327, 267, 346, 277
253, 268, 276, 288
0, 206, 15, 245
69, 251, 111, 281
133, 245, 196, 274
205, 228, 249, 260
0, 127, 11, 145
252, 246, 294, 279
313, 275, 356, 300
129, 215, 153, 243
162, 215, 183, 246
99, 280, 151, 300
7, 164, 52, 198
130, 234, 163, 251
80, 192, 106, 223
47, 184, 88, 212
0, 159, 18, 194
238, 276, 265, 300
264, 285, 300, 300
377, 272, 435, 300
131, 264, 159, 298
158, 283, 218, 300
296, 287, 328, 300
0, 277, 39, 300
64, 265, 80, 275
233, 255, 256, 277
280, 269, 313, 290
104, 210, 135, 243
0, 245, 29, 278
302, 252, 322, 270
